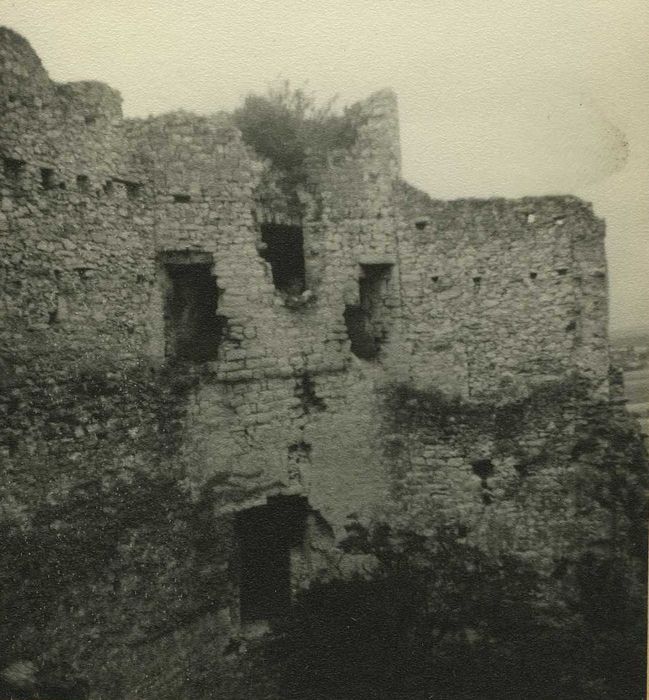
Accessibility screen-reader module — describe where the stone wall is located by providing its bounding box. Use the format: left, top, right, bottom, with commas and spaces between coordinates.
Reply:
391, 184, 609, 398
0, 26, 619, 700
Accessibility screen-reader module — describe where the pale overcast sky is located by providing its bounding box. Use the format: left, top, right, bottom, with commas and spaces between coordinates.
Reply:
2, 0, 647, 332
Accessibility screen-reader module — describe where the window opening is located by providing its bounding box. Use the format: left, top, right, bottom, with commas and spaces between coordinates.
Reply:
344, 263, 392, 360
173, 193, 191, 203
76, 175, 90, 193
161, 252, 223, 362
236, 495, 308, 623
40, 168, 56, 190
259, 223, 306, 296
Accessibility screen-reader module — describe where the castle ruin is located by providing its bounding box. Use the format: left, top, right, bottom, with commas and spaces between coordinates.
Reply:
1, 27, 637, 699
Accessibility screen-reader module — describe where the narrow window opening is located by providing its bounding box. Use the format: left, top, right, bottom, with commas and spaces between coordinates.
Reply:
40, 168, 56, 190
173, 193, 191, 203
472, 276, 482, 288
471, 459, 494, 505
3, 157, 25, 180
259, 223, 306, 296
287, 442, 312, 486
48, 309, 58, 325
125, 182, 142, 200
103, 180, 114, 196
415, 217, 429, 231
76, 175, 90, 193
556, 268, 568, 276
161, 252, 223, 362
344, 264, 392, 360
236, 495, 308, 623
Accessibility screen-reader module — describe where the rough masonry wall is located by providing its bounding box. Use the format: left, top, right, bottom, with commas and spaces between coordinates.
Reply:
0, 25, 620, 700
392, 184, 609, 399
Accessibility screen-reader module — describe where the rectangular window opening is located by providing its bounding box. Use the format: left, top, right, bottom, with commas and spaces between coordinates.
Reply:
161, 252, 223, 362
40, 168, 56, 190
76, 175, 90, 193
344, 263, 392, 360
236, 496, 308, 623
259, 223, 306, 296
173, 193, 191, 203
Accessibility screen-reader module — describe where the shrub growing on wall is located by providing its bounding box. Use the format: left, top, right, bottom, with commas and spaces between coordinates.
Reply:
269, 521, 646, 700
233, 80, 359, 197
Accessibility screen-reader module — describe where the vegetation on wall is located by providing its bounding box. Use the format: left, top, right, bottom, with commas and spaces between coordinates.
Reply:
270, 521, 646, 700
232, 80, 360, 197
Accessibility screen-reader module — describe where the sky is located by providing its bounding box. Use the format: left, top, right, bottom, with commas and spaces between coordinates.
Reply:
1, 0, 647, 332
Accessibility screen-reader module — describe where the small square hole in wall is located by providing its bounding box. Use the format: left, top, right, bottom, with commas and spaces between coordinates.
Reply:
472, 276, 482, 288
173, 193, 191, 203
40, 168, 56, 190
84, 115, 97, 126
529, 272, 538, 280
556, 268, 568, 276
3, 156, 25, 180
76, 175, 90, 193
114, 178, 143, 200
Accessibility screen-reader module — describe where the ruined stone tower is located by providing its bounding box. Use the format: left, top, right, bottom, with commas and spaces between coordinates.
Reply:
0, 26, 624, 698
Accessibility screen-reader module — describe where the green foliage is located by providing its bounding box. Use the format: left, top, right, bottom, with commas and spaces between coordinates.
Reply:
270, 522, 646, 700
232, 80, 359, 196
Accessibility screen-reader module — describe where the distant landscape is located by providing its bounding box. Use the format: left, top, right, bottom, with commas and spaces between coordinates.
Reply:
611, 326, 649, 433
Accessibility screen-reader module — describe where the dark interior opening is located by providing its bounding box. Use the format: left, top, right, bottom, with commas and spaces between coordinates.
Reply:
259, 223, 306, 295
77, 175, 90, 193
3, 157, 25, 180
163, 255, 223, 361
40, 168, 56, 190
236, 495, 308, 622
344, 263, 392, 360
173, 193, 191, 203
